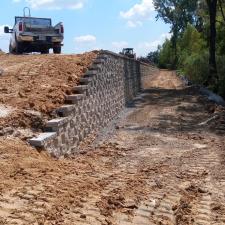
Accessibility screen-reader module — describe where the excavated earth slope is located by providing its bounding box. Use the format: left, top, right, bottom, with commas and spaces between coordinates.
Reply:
0, 70, 225, 225
0, 52, 97, 131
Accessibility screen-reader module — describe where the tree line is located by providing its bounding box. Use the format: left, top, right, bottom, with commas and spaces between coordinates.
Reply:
143, 0, 225, 97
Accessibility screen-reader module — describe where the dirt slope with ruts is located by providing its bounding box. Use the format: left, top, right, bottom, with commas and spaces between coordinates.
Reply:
0, 52, 97, 130
0, 70, 225, 225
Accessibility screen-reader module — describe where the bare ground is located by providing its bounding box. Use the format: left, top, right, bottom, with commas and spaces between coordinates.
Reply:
0, 70, 225, 225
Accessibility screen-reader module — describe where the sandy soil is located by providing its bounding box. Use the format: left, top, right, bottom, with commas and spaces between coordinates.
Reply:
0, 70, 225, 225
0, 52, 97, 129
146, 70, 184, 89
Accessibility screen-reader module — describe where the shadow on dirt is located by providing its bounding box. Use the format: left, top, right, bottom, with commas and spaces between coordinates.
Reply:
124, 87, 225, 136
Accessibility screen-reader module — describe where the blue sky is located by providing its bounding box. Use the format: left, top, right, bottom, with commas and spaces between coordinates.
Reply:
0, 0, 170, 56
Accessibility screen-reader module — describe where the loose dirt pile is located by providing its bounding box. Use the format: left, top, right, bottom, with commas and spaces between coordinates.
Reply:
0, 70, 225, 224
0, 52, 98, 130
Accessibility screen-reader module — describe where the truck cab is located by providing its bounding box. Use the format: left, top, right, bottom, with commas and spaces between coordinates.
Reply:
4, 8, 64, 54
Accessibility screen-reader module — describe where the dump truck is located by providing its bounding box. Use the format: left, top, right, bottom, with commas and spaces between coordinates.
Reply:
4, 7, 64, 54
119, 48, 136, 59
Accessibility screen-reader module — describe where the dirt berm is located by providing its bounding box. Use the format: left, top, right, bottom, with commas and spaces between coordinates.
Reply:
0, 52, 97, 131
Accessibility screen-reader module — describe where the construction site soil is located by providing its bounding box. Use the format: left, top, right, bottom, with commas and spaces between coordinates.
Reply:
1, 70, 225, 225
0, 52, 97, 130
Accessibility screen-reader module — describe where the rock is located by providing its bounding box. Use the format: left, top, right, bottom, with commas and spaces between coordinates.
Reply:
6, 127, 14, 134
29, 102, 35, 108
80, 214, 86, 219
198, 187, 208, 193
124, 201, 138, 209
212, 204, 221, 211
0, 105, 13, 118
68, 75, 73, 81
2, 127, 14, 135
18, 92, 26, 98
172, 204, 178, 211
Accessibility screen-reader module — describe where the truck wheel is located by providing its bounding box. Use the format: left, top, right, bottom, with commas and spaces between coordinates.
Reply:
41, 49, 49, 54
53, 46, 61, 54
15, 40, 23, 54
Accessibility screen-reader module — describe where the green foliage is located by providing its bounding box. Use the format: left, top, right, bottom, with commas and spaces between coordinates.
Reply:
179, 53, 225, 97
178, 24, 206, 68
158, 39, 175, 69
217, 21, 225, 55
153, 0, 198, 33
182, 52, 209, 84
147, 51, 160, 64
179, 24, 205, 54
156, 25, 206, 70
217, 55, 225, 96
153, 0, 199, 67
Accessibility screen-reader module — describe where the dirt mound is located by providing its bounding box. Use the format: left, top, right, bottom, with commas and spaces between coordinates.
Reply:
0, 52, 98, 129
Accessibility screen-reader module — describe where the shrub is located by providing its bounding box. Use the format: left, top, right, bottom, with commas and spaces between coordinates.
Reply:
182, 52, 209, 84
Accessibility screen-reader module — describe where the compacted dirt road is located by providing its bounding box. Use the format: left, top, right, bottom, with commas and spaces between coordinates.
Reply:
1, 70, 225, 225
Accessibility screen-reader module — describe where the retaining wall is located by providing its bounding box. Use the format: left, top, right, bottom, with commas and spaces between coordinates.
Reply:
29, 50, 159, 156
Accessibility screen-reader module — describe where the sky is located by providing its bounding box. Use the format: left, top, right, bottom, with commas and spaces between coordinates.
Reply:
0, 0, 170, 56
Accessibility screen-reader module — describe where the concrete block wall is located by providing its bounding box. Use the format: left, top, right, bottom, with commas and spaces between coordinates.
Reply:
29, 50, 158, 156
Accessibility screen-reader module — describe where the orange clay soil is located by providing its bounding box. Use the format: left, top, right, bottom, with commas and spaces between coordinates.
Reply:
0, 52, 98, 128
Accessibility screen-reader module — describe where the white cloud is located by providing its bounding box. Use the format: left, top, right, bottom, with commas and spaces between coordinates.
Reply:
160, 33, 172, 39
127, 21, 143, 28
74, 34, 97, 53
120, 0, 155, 28
13, 0, 85, 10
112, 41, 128, 49
111, 41, 128, 53
136, 32, 171, 56
74, 35, 96, 44
138, 40, 161, 51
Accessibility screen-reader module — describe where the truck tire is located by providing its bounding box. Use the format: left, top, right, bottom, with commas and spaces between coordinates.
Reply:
41, 49, 49, 54
15, 40, 23, 54
53, 46, 61, 54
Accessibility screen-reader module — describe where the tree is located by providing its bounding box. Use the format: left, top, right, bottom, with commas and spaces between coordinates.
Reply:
158, 39, 175, 69
147, 50, 160, 64
153, 0, 198, 68
218, 0, 225, 22
205, 0, 218, 87
178, 24, 206, 68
